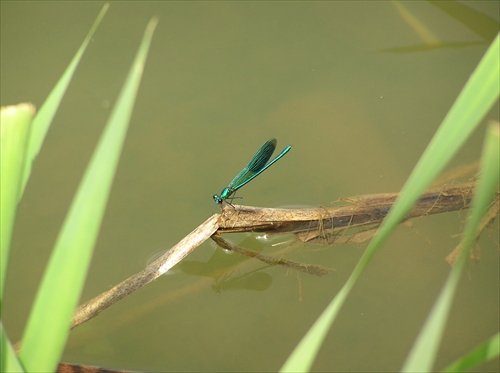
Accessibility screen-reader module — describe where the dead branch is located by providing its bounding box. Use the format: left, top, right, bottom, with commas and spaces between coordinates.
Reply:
51, 180, 494, 332
217, 181, 479, 244
70, 215, 219, 329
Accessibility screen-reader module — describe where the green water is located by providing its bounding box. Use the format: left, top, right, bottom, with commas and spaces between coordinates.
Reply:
2, 1, 498, 371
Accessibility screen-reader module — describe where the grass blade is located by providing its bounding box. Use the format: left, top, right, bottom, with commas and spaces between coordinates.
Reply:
18, 18, 159, 373
402, 123, 499, 372
0, 321, 24, 373
281, 33, 499, 372
19, 4, 109, 196
0, 104, 35, 308
441, 332, 500, 372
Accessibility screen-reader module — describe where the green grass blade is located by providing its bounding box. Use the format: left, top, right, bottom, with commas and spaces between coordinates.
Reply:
281, 34, 499, 372
1, 321, 24, 373
379, 33, 499, 236
441, 332, 500, 372
427, 1, 499, 41
402, 123, 499, 372
402, 121, 500, 372
0, 104, 35, 308
18, 18, 158, 373
19, 4, 109, 196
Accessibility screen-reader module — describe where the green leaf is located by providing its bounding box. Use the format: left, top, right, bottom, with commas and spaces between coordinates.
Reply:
0, 103, 35, 308
18, 17, 159, 373
19, 4, 109, 196
280, 33, 500, 373
0, 321, 24, 373
441, 332, 500, 372
402, 122, 499, 372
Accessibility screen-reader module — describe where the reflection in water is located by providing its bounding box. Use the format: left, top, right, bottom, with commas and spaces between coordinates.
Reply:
178, 237, 274, 293
211, 266, 273, 294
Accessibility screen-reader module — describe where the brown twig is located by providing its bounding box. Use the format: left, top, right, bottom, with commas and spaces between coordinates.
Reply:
43, 180, 491, 332
70, 215, 219, 329
47, 180, 497, 373
217, 181, 479, 244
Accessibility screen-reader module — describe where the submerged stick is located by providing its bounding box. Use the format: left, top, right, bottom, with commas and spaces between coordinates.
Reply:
445, 198, 500, 266
211, 234, 334, 276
